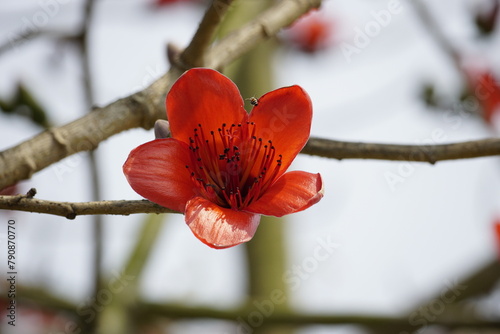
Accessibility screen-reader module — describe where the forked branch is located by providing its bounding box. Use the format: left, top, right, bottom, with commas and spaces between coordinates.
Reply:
0, 0, 322, 190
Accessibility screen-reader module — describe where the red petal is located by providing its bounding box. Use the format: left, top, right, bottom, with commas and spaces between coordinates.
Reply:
123, 139, 195, 213
249, 85, 312, 176
245, 171, 323, 217
185, 196, 261, 249
166, 68, 247, 144
495, 220, 500, 259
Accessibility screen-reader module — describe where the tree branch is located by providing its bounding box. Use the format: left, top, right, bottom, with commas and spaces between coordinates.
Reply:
408, 0, 462, 71
0, 0, 321, 190
178, 0, 234, 68
0, 193, 176, 219
206, 0, 321, 69
0, 29, 77, 56
301, 137, 500, 163
137, 302, 500, 332
3, 134, 500, 219
16, 284, 500, 333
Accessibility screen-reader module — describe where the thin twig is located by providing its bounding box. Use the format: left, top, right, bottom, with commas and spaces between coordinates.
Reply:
179, 0, 235, 68
0, 195, 177, 219
0, 0, 321, 190
409, 0, 463, 71
0, 30, 41, 55
301, 137, 500, 163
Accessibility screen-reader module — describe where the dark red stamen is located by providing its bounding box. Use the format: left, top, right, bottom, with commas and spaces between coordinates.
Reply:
185, 122, 282, 209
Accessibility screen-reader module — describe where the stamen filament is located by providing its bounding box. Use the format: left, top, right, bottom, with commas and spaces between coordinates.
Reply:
186, 121, 283, 210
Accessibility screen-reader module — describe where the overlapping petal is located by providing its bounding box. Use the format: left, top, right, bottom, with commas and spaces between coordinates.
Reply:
185, 196, 261, 249
123, 139, 195, 212
166, 68, 248, 144
124, 68, 323, 249
248, 85, 312, 176
246, 171, 323, 217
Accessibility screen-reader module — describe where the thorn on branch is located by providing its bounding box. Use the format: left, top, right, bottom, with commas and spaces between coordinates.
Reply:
26, 188, 37, 198
167, 43, 190, 72
66, 207, 77, 220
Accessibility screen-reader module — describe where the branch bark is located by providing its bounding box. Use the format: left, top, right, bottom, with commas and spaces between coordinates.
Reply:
0, 195, 176, 219
301, 137, 500, 163
16, 284, 500, 333
3, 134, 500, 220
206, 0, 320, 69
0, 0, 321, 190
179, 0, 234, 68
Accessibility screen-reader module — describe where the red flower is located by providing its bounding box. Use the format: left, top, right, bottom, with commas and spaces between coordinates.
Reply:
123, 68, 323, 249
470, 71, 500, 124
0, 184, 17, 196
287, 11, 333, 53
495, 220, 500, 259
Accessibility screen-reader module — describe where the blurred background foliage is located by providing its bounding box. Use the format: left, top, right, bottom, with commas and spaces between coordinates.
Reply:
0, 0, 500, 334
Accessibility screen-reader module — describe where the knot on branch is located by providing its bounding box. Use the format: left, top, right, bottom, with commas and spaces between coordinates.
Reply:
128, 92, 160, 130
26, 188, 36, 198
168, 43, 194, 72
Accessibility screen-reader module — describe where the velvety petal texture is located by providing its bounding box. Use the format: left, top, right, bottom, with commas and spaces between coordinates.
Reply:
248, 85, 312, 175
246, 171, 323, 217
123, 139, 195, 213
167, 68, 247, 145
123, 68, 323, 249
185, 197, 261, 249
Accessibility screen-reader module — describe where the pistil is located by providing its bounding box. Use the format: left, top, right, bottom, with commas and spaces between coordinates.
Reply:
185, 121, 282, 209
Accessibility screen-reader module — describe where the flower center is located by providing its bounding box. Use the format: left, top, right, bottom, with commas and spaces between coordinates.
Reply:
185, 122, 282, 210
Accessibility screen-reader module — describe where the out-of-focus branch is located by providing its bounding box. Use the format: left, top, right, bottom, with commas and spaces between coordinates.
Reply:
206, 0, 320, 69
301, 137, 500, 163
0, 0, 321, 190
96, 214, 167, 334
0, 29, 76, 56
409, 0, 462, 70
14, 285, 500, 333
410, 260, 500, 308
178, 0, 234, 68
77, 1, 103, 334
138, 302, 500, 332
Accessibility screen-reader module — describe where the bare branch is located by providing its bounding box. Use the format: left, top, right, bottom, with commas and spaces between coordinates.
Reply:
0, 0, 321, 190
17, 284, 500, 333
0, 29, 77, 56
408, 0, 462, 71
179, 0, 235, 68
2, 133, 500, 218
301, 137, 500, 163
138, 302, 500, 332
0, 195, 176, 219
0, 80, 174, 190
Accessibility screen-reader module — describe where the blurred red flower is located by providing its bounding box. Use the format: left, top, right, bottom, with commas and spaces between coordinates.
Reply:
287, 11, 334, 53
470, 71, 500, 124
123, 68, 323, 249
0, 184, 17, 196
474, 0, 499, 35
495, 220, 500, 259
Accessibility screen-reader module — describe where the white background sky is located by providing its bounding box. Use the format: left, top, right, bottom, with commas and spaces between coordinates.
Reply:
0, 0, 500, 333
